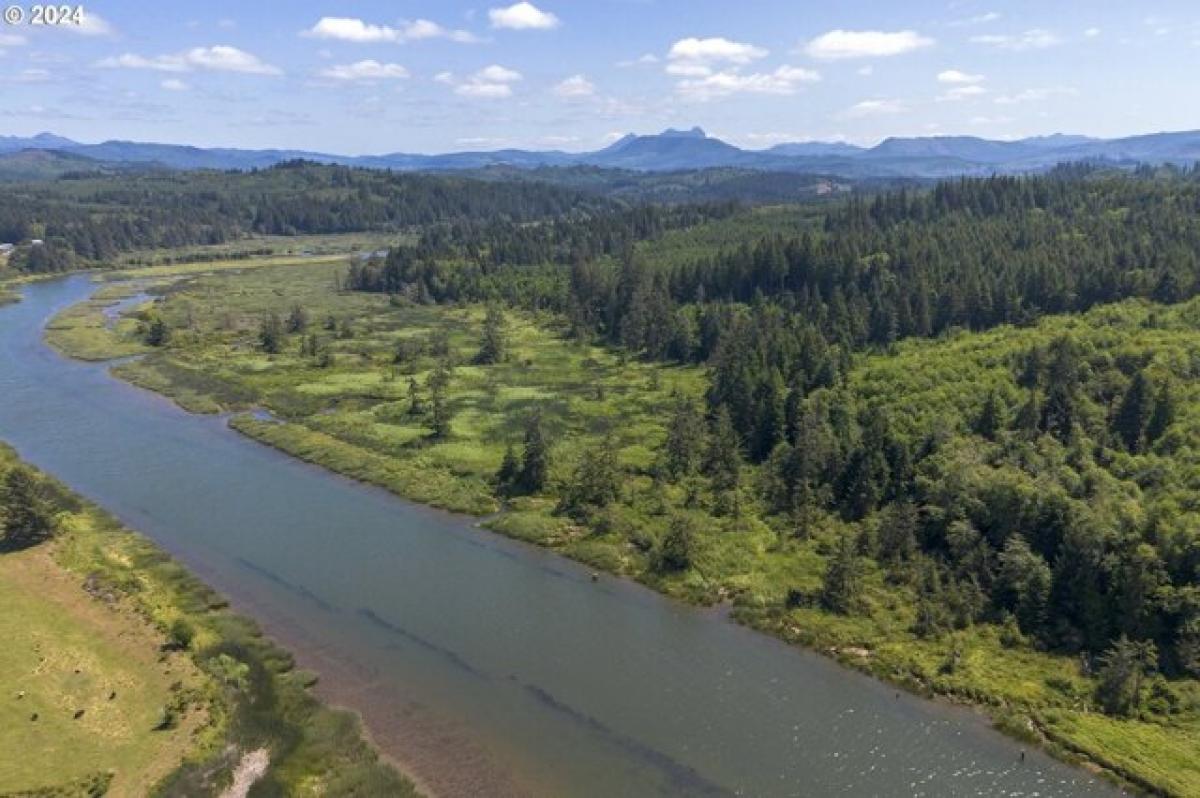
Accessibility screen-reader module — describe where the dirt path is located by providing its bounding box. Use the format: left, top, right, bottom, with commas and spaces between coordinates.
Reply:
219, 748, 270, 798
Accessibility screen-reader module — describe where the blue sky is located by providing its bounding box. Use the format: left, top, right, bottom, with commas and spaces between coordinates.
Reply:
1, 1, 1198, 154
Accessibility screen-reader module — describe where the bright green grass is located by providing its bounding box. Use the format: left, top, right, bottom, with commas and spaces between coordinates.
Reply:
0, 544, 196, 797
43, 282, 155, 361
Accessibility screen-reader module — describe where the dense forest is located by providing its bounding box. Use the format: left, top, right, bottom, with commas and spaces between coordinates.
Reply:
0, 161, 616, 273
346, 168, 1200, 690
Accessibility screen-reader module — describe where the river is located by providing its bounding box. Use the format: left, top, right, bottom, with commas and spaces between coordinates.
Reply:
0, 275, 1121, 797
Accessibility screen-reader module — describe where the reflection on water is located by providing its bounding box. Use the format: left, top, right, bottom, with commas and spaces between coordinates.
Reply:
0, 276, 1123, 797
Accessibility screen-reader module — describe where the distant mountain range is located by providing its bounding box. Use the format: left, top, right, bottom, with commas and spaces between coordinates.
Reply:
2, 127, 1199, 180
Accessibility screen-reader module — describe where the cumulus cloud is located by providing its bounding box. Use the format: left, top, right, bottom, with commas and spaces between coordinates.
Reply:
937, 69, 984, 84
488, 2, 560, 30
160, 78, 189, 91
664, 36, 814, 101
676, 65, 820, 101
971, 29, 1060, 50
476, 64, 521, 83
553, 74, 595, 97
842, 98, 908, 118
805, 30, 933, 59
303, 17, 478, 44
318, 60, 410, 82
668, 37, 768, 65
96, 46, 282, 75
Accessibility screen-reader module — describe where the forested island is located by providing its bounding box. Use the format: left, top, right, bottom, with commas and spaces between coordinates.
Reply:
3, 160, 1200, 795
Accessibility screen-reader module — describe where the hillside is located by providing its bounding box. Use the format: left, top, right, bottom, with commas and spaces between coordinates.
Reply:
2, 126, 1198, 178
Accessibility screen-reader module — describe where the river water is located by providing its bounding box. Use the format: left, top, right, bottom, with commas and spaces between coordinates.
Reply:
0, 276, 1121, 797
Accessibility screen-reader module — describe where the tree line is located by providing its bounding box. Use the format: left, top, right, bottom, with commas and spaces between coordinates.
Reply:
0, 161, 615, 273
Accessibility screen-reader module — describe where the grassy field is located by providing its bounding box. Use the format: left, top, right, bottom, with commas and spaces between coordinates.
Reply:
0, 444, 418, 797
46, 255, 1200, 796
0, 541, 205, 796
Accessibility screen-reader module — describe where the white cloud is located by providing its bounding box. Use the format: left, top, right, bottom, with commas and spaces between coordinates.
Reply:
842, 98, 908, 118
937, 69, 984, 84
1084, 27, 1101, 38
319, 60, 410, 82
488, 2, 560, 30
668, 37, 767, 65
185, 46, 282, 75
456, 82, 513, 98
451, 64, 523, 98
994, 86, 1076, 105
96, 46, 281, 75
938, 84, 987, 102
476, 64, 521, 83
305, 17, 395, 42
161, 78, 189, 91
73, 11, 115, 36
971, 29, 1061, 50
303, 17, 478, 44
96, 53, 187, 72
0, 33, 26, 47
805, 30, 934, 60
404, 19, 480, 43
553, 74, 595, 97
857, 65, 874, 76
676, 65, 820, 101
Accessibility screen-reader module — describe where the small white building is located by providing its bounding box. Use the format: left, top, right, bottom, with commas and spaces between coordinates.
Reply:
29, 239, 44, 246
0, 243, 14, 254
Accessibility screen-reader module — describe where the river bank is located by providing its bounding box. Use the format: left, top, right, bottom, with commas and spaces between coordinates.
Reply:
0, 443, 417, 796
1, 272, 1136, 796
